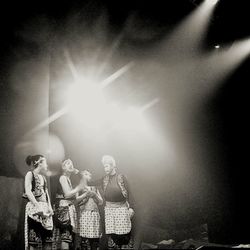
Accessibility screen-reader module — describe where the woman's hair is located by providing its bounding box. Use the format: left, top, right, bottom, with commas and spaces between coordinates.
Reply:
25, 155, 44, 167
80, 170, 91, 182
102, 155, 116, 167
81, 169, 90, 175
62, 159, 72, 168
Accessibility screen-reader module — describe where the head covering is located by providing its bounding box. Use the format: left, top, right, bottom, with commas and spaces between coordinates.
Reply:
26, 155, 44, 167
102, 155, 116, 167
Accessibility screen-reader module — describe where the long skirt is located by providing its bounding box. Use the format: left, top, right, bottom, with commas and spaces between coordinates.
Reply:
57, 200, 78, 234
53, 201, 78, 248
24, 201, 53, 249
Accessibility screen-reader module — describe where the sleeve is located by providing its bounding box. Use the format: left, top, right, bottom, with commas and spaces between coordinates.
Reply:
122, 174, 135, 210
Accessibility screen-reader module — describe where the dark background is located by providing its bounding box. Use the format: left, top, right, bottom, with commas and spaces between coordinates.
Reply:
0, 0, 250, 245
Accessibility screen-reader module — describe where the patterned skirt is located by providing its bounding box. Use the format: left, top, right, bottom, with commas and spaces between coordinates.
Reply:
105, 202, 132, 235
24, 201, 53, 249
68, 204, 78, 233
79, 210, 101, 238
54, 200, 78, 244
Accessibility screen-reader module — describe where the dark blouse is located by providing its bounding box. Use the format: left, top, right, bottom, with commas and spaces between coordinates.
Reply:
22, 171, 47, 202
104, 174, 126, 202
89, 173, 135, 208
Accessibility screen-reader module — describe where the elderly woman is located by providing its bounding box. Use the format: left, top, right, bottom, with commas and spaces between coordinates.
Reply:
89, 155, 135, 249
23, 154, 53, 250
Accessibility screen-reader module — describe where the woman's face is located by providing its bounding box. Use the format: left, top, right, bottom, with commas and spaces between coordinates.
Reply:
63, 159, 74, 173
82, 170, 92, 181
103, 162, 115, 175
39, 157, 48, 172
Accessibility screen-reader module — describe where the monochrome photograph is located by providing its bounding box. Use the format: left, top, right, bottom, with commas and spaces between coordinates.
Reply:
0, 0, 249, 249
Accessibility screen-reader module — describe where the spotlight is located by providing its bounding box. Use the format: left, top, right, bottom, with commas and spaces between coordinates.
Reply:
214, 44, 220, 49
206, 0, 219, 5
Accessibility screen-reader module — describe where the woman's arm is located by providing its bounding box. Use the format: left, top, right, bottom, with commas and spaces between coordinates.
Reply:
59, 175, 82, 199
122, 175, 135, 218
92, 188, 103, 205
74, 190, 91, 205
44, 182, 53, 215
122, 175, 135, 210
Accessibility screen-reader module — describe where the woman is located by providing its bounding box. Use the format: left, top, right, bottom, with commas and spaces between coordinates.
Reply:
54, 159, 85, 250
23, 154, 53, 250
78, 170, 103, 250
101, 155, 134, 249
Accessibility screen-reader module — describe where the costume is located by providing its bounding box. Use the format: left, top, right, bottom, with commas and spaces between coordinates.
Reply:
54, 175, 77, 248
23, 171, 53, 249
103, 173, 134, 249
78, 186, 102, 249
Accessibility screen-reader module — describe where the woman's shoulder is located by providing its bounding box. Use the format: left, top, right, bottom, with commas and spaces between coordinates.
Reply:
117, 173, 127, 180
59, 175, 71, 186
25, 171, 33, 178
59, 175, 67, 181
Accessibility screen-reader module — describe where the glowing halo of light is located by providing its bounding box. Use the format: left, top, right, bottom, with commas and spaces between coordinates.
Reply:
113, 106, 149, 132
13, 131, 65, 177
67, 80, 108, 129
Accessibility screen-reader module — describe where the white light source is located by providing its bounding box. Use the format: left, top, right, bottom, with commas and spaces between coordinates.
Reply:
67, 81, 107, 129
206, 0, 219, 5
214, 44, 220, 49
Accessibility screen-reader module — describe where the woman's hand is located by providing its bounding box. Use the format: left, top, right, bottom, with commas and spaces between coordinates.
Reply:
33, 204, 47, 217
128, 208, 135, 218
84, 190, 93, 197
88, 190, 96, 198
35, 203, 44, 214
48, 207, 54, 216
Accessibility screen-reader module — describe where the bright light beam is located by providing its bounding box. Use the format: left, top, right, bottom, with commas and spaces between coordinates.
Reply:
186, 37, 250, 100
25, 106, 69, 137
161, 0, 218, 56
64, 48, 79, 82
206, 0, 219, 6
203, 37, 250, 90
96, 32, 124, 76
25, 59, 134, 136
100, 62, 134, 88
141, 98, 160, 112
